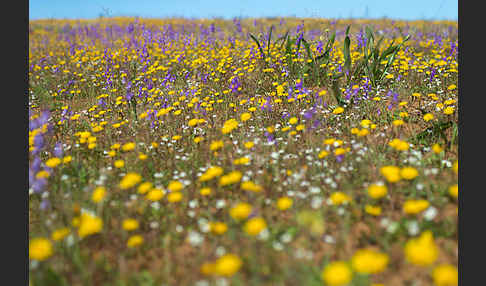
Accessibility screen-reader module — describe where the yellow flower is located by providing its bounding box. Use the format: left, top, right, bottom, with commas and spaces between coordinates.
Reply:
233, 157, 250, 165
137, 182, 153, 194
167, 192, 183, 203
289, 117, 298, 125
36, 170, 50, 179
334, 148, 348, 156
357, 128, 369, 137
209, 222, 228, 235
367, 184, 387, 199
167, 180, 183, 192
449, 184, 458, 199
119, 172, 142, 190
230, 203, 252, 220
380, 166, 401, 183
364, 205, 382, 216
62, 156, 72, 163
199, 166, 224, 181
404, 231, 438, 266
443, 106, 454, 115
393, 119, 405, 126
277, 197, 293, 210
318, 150, 329, 159
330, 192, 351, 206
194, 136, 204, 143
351, 249, 389, 274
200, 187, 211, 196
360, 119, 372, 128
127, 235, 144, 248
45, 157, 61, 168
400, 167, 419, 180
321, 261, 353, 286
114, 160, 125, 168
122, 219, 139, 231
121, 142, 135, 152
332, 107, 344, 114
51, 228, 70, 241
423, 113, 434, 122
432, 144, 444, 154
244, 141, 254, 149
91, 186, 106, 203
388, 138, 409, 151
78, 213, 103, 239
219, 171, 242, 186
452, 160, 458, 174
221, 118, 239, 134
403, 199, 430, 215
244, 217, 267, 236
138, 153, 148, 160
323, 138, 336, 145
240, 112, 251, 121
447, 84, 456, 90
29, 237, 53, 261
240, 181, 263, 192
145, 188, 164, 201
214, 254, 242, 277
210, 140, 224, 151
432, 264, 458, 286
188, 118, 199, 127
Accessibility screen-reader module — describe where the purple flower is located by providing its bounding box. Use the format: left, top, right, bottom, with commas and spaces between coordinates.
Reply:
53, 142, 63, 157
264, 131, 275, 143
32, 178, 47, 193
40, 199, 50, 211
304, 108, 315, 120
230, 76, 241, 94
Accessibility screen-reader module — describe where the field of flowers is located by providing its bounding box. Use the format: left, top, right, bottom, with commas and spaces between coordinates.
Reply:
29, 17, 458, 286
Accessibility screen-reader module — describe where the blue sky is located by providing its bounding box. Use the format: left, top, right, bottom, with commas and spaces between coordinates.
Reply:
29, 0, 457, 20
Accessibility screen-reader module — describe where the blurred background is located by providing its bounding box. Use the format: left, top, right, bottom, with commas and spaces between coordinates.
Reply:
29, 0, 457, 20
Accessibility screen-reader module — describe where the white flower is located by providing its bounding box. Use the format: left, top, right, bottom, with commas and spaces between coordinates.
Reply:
187, 231, 204, 246
311, 196, 323, 209
324, 235, 335, 244
309, 186, 321, 194
258, 229, 270, 240
272, 241, 284, 251
215, 246, 226, 257
189, 200, 199, 208
151, 202, 160, 210
216, 199, 226, 209
281, 233, 292, 243
423, 207, 438, 221
407, 220, 420, 236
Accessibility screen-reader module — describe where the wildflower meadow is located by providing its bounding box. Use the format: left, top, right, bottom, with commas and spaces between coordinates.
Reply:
29, 17, 458, 286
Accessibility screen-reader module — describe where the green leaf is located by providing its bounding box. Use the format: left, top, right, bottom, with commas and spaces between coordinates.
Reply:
249, 33, 265, 60
277, 30, 290, 50
267, 25, 273, 58
343, 34, 351, 73
295, 33, 303, 56
302, 38, 314, 65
